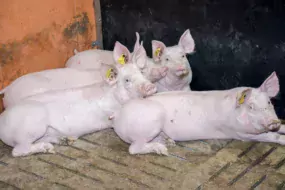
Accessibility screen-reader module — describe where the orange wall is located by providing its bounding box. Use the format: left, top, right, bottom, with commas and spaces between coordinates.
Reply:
0, 0, 97, 111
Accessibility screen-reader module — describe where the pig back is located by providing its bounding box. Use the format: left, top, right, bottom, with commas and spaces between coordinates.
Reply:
65, 49, 115, 70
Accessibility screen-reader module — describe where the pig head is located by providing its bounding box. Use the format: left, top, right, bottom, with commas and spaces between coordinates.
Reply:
151, 29, 195, 92
107, 41, 157, 104
234, 72, 281, 134
131, 37, 168, 83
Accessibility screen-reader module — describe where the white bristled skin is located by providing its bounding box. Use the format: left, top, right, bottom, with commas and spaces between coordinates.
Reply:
113, 71, 284, 156
0, 68, 103, 108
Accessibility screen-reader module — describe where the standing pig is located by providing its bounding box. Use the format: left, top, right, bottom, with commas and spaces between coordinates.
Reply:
113, 72, 284, 155
65, 33, 169, 83
0, 42, 157, 157
152, 29, 195, 92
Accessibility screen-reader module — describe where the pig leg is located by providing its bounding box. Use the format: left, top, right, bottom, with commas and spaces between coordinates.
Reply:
152, 132, 176, 147
12, 142, 55, 157
36, 127, 77, 146
149, 67, 168, 83
59, 137, 78, 145
11, 122, 55, 157
237, 132, 285, 145
129, 141, 169, 156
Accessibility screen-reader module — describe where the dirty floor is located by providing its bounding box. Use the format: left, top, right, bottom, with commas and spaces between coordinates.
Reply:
0, 129, 284, 190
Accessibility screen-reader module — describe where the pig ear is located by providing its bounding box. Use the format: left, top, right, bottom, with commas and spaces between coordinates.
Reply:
236, 88, 252, 107
100, 63, 118, 86
132, 43, 147, 69
152, 40, 166, 62
133, 32, 140, 52
113, 41, 131, 68
259, 72, 279, 98
178, 29, 195, 54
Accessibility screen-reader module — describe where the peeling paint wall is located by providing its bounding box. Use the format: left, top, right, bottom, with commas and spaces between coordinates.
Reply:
0, 0, 97, 111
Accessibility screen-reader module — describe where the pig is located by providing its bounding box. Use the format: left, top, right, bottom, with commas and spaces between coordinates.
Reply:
65, 32, 169, 83
0, 41, 157, 157
152, 29, 195, 92
113, 71, 284, 155
0, 40, 166, 108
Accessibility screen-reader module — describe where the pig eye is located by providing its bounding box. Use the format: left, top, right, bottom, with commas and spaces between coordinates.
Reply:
166, 58, 169, 61
182, 55, 185, 58
124, 77, 131, 83
268, 101, 271, 105
248, 103, 254, 110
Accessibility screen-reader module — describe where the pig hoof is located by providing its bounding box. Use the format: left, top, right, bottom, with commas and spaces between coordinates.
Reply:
167, 139, 176, 147
152, 143, 169, 156
44, 143, 56, 154
60, 137, 77, 146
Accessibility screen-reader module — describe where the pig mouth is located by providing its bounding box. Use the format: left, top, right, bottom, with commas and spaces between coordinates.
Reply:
175, 69, 190, 78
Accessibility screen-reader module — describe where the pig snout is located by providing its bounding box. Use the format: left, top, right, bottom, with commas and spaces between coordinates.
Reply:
175, 65, 189, 76
176, 65, 186, 71
139, 83, 157, 97
265, 120, 281, 132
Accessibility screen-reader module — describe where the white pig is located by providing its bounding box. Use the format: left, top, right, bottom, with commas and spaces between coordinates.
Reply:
113, 72, 284, 155
65, 32, 169, 83
0, 42, 157, 157
0, 68, 102, 108
152, 29, 195, 92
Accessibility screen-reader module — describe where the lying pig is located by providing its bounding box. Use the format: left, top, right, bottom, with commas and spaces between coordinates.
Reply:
0, 42, 157, 157
65, 33, 168, 83
0, 41, 166, 108
0, 68, 102, 108
152, 29, 195, 92
113, 72, 284, 155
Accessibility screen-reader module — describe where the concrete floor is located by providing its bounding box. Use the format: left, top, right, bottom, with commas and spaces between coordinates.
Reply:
0, 129, 284, 190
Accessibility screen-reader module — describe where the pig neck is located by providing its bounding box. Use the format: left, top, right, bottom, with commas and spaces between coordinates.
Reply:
96, 85, 125, 118
156, 71, 189, 91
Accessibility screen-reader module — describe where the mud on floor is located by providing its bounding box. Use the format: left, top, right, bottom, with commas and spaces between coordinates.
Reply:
0, 129, 284, 190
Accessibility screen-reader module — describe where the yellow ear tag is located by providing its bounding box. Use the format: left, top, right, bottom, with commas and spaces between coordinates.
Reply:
118, 54, 126, 65
155, 48, 161, 57
106, 68, 113, 79
238, 91, 247, 105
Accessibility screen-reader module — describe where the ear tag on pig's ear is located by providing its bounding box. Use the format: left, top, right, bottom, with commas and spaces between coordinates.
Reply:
118, 54, 127, 65
106, 68, 113, 79
238, 90, 249, 105
155, 48, 161, 57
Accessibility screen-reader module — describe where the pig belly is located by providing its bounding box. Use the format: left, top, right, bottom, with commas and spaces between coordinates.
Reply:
162, 115, 229, 141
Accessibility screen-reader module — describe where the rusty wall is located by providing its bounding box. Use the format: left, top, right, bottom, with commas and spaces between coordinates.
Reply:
0, 0, 97, 111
